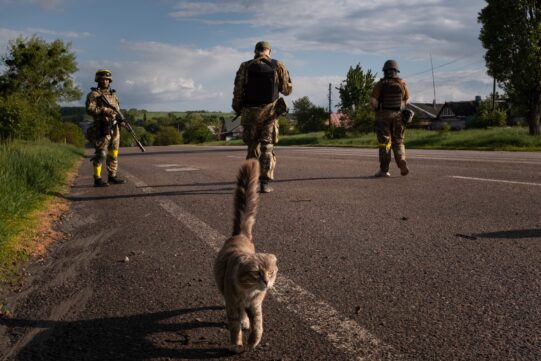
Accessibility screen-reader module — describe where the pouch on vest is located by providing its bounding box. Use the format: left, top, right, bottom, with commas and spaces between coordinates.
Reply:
244, 59, 279, 106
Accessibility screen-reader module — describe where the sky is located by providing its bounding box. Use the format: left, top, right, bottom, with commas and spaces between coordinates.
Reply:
0, 0, 491, 112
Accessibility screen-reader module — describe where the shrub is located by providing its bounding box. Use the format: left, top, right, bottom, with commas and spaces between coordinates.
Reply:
48, 122, 85, 147
183, 122, 213, 144
155, 126, 182, 145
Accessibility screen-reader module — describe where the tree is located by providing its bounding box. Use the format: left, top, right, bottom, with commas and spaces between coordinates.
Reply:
0, 36, 81, 140
336, 63, 376, 112
292, 96, 327, 132
478, 1, 541, 135
0, 36, 81, 104
155, 126, 182, 145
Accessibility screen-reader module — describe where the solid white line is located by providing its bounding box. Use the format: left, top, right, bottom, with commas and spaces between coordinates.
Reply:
155, 164, 181, 167
124, 170, 403, 360
451, 176, 541, 187
158, 198, 403, 361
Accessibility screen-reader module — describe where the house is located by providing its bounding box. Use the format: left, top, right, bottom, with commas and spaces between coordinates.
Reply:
433, 100, 480, 130
326, 112, 352, 128
406, 103, 443, 129
219, 116, 242, 140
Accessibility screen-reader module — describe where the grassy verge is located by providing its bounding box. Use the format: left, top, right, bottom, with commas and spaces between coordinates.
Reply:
0, 140, 83, 283
208, 127, 541, 151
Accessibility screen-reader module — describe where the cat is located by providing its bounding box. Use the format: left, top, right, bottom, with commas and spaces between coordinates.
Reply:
214, 159, 278, 353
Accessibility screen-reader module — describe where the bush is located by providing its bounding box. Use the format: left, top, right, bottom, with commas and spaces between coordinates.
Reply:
325, 125, 347, 139
350, 107, 375, 133
0, 94, 51, 140
278, 116, 295, 135
48, 122, 86, 147
155, 126, 182, 145
183, 122, 213, 144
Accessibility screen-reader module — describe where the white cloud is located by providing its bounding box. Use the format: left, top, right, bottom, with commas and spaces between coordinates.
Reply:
79, 41, 251, 110
26, 28, 93, 38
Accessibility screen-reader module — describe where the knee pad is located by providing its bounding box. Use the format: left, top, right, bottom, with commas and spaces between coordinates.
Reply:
94, 150, 107, 163
261, 143, 274, 153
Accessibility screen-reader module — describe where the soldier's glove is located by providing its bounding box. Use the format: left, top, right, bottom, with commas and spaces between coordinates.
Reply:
274, 97, 288, 117
102, 107, 115, 117
401, 109, 414, 125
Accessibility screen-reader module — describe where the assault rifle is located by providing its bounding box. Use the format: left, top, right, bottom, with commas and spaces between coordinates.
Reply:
99, 94, 146, 152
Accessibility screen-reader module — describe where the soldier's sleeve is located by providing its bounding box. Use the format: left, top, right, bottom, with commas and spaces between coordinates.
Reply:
86, 90, 103, 117
401, 80, 410, 102
232, 63, 246, 113
277, 61, 292, 96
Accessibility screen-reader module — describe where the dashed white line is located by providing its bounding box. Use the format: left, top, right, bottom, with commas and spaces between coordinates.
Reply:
155, 164, 182, 167
451, 176, 541, 187
164, 167, 199, 172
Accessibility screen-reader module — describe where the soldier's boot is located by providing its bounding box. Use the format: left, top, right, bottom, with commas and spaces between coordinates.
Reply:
374, 170, 391, 178
398, 160, 409, 176
108, 175, 126, 184
94, 178, 109, 187
260, 181, 274, 193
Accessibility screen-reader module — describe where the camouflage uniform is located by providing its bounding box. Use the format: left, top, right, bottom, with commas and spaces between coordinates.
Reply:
86, 86, 121, 181
232, 53, 292, 187
371, 77, 410, 175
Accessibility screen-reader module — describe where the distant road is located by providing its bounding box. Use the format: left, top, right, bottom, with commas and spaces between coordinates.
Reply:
1, 145, 540, 361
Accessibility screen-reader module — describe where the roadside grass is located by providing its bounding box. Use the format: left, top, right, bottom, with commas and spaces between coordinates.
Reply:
209, 127, 541, 151
0, 140, 83, 283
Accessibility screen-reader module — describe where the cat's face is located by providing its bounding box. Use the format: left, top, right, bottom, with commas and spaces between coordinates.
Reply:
238, 253, 278, 291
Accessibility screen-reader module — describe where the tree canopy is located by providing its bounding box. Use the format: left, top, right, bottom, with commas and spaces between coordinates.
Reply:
478, 0, 541, 134
292, 96, 327, 132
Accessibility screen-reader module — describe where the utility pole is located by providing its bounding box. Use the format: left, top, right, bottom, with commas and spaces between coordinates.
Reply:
492, 77, 496, 111
430, 51, 437, 108
328, 83, 332, 115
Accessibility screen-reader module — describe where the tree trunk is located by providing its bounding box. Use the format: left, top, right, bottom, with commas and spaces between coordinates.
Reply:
528, 91, 541, 135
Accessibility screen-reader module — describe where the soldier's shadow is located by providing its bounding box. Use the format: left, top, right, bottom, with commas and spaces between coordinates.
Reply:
1, 306, 233, 360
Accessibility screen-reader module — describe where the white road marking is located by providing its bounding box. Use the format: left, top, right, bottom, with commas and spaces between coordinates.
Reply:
157, 198, 404, 361
155, 164, 182, 167
226, 155, 245, 159
164, 167, 199, 172
124, 171, 403, 360
288, 149, 541, 165
451, 176, 541, 187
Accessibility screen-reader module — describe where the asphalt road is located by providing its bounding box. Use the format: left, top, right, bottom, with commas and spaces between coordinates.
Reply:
1, 145, 540, 361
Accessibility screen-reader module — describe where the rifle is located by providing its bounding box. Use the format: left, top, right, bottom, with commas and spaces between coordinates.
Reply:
99, 94, 146, 152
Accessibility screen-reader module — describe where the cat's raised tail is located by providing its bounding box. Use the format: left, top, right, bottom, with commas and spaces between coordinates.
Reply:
232, 159, 260, 240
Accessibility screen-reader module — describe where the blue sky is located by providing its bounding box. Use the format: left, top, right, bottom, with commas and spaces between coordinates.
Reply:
0, 0, 491, 111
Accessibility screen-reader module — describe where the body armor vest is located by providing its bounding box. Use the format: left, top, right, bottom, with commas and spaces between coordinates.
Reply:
244, 59, 279, 106
379, 79, 403, 110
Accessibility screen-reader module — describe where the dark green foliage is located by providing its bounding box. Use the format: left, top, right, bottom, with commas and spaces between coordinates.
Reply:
325, 125, 347, 139
470, 97, 508, 128
292, 96, 327, 132
478, 1, 541, 134
278, 116, 295, 135
48, 122, 86, 147
336, 63, 376, 133
0, 36, 82, 141
155, 126, 182, 145
183, 122, 213, 144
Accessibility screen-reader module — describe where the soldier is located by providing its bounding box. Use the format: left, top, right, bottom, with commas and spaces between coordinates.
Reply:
232, 41, 292, 193
86, 69, 126, 187
370, 59, 410, 177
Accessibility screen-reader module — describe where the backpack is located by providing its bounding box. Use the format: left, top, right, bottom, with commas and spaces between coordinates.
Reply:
243, 58, 279, 106
379, 79, 404, 110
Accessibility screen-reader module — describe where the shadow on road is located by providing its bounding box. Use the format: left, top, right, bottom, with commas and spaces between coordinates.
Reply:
0, 306, 233, 360
474, 229, 541, 239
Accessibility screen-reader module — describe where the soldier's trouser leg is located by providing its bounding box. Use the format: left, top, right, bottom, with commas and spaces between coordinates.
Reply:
391, 116, 406, 166
93, 135, 111, 179
106, 127, 120, 177
259, 120, 278, 181
375, 114, 392, 173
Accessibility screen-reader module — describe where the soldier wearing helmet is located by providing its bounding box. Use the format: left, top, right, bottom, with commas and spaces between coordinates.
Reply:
232, 41, 292, 193
85, 69, 126, 187
370, 59, 411, 177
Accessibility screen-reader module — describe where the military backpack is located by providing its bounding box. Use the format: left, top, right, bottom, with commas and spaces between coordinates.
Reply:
243, 58, 279, 106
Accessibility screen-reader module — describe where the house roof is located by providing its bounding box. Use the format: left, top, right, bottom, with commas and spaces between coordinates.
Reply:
407, 103, 443, 119
328, 112, 351, 127
438, 101, 478, 117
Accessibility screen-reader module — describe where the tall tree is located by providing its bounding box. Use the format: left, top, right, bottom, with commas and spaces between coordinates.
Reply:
478, 1, 541, 135
336, 63, 376, 112
292, 96, 327, 132
0, 36, 82, 140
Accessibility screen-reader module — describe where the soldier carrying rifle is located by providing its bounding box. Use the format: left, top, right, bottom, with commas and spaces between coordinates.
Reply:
85, 69, 128, 187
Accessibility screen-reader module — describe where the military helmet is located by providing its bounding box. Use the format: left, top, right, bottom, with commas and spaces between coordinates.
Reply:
95, 69, 113, 82
383, 60, 400, 72
254, 41, 271, 52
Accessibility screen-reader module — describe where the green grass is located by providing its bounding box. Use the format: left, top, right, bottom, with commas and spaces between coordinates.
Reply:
209, 127, 541, 151
0, 140, 83, 281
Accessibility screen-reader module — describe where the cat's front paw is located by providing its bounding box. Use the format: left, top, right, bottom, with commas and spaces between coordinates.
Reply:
246, 342, 259, 352
241, 317, 250, 330
230, 344, 244, 354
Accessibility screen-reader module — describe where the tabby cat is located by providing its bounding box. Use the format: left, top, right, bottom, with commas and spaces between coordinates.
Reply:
214, 159, 278, 352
